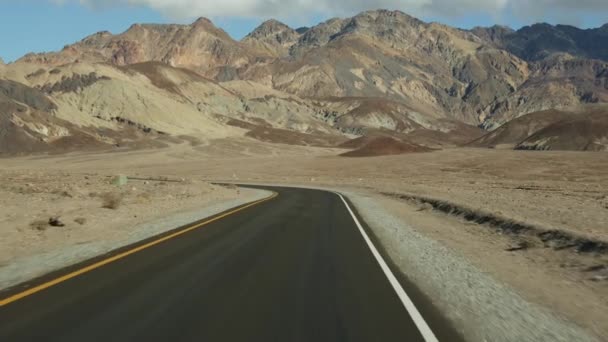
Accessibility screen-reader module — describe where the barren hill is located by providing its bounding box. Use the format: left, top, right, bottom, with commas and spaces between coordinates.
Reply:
469, 105, 608, 151
17, 18, 254, 80
242, 20, 301, 57
242, 10, 607, 129
0, 61, 350, 155
4, 9, 608, 154
472, 23, 608, 62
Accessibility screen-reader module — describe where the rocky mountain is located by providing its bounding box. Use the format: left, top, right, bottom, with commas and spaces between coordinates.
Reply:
4, 9, 608, 154
242, 20, 301, 57
0, 77, 125, 154
17, 18, 254, 79
469, 105, 608, 151
473, 23, 608, 62
0, 60, 351, 155
295, 27, 310, 34
244, 10, 531, 127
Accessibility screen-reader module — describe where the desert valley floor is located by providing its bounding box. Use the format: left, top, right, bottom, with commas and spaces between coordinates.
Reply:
1, 140, 607, 340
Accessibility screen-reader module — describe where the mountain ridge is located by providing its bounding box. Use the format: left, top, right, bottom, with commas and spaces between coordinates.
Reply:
3, 9, 608, 154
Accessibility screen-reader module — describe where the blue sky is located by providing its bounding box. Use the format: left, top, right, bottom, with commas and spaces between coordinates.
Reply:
1, 1, 607, 63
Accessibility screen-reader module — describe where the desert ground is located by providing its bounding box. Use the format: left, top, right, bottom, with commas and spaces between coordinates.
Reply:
1, 139, 607, 339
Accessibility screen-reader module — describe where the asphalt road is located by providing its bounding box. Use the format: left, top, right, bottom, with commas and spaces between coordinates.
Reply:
0, 186, 459, 342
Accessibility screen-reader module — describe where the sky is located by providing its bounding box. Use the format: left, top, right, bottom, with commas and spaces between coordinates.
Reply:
1, 0, 608, 63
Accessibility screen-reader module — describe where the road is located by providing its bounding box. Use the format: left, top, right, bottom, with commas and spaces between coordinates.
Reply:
0, 186, 458, 341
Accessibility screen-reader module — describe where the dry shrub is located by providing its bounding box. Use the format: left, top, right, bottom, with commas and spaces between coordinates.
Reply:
101, 192, 124, 209
48, 217, 65, 227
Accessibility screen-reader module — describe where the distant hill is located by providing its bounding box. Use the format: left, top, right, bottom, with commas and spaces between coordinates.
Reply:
468, 105, 608, 151
3, 10, 608, 154
472, 23, 608, 62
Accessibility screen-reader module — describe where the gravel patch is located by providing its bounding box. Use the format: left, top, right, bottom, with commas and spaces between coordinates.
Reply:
0, 188, 271, 290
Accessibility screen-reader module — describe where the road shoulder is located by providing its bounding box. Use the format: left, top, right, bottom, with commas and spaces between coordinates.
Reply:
0, 187, 271, 291
343, 189, 600, 342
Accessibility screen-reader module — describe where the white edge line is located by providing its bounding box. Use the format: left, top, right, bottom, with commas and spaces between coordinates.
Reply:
336, 192, 439, 342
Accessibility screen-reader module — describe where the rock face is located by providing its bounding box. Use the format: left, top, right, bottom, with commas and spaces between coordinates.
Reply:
0, 79, 99, 155
245, 10, 529, 127
7, 9, 608, 152
242, 20, 300, 57
479, 55, 608, 129
0, 61, 350, 155
17, 18, 253, 79
470, 25, 514, 45
474, 23, 608, 62
0, 79, 57, 112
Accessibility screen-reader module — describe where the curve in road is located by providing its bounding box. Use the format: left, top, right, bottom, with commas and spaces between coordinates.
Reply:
0, 186, 461, 342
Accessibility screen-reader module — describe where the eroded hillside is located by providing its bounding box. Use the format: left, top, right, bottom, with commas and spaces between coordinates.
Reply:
3, 9, 607, 154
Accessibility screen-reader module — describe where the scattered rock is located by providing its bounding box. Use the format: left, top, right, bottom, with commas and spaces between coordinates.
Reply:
48, 216, 65, 227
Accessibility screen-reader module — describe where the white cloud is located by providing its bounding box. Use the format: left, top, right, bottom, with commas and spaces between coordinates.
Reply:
56, 0, 608, 22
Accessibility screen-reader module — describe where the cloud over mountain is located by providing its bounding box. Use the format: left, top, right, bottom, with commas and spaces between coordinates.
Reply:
59, 0, 608, 21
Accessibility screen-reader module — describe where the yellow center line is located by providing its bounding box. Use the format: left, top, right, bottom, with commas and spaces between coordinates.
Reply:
0, 192, 278, 307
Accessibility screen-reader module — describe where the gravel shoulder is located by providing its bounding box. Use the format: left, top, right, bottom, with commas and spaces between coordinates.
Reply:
343, 189, 601, 342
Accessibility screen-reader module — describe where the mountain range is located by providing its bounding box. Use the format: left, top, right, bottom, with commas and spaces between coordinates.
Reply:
1, 9, 607, 155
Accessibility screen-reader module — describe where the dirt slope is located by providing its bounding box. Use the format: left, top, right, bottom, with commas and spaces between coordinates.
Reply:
469, 106, 608, 151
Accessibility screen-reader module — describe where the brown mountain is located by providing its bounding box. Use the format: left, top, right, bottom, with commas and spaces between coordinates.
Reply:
5, 10, 608, 154
0, 78, 112, 154
468, 105, 608, 151
17, 18, 254, 79
478, 54, 608, 129
472, 23, 608, 62
243, 10, 530, 129
242, 20, 301, 57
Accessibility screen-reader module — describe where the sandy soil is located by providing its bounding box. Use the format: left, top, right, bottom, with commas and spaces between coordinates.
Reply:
0, 163, 272, 288
1, 140, 607, 339
371, 193, 607, 339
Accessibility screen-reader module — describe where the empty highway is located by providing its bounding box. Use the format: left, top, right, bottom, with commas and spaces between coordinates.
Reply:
0, 186, 459, 342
